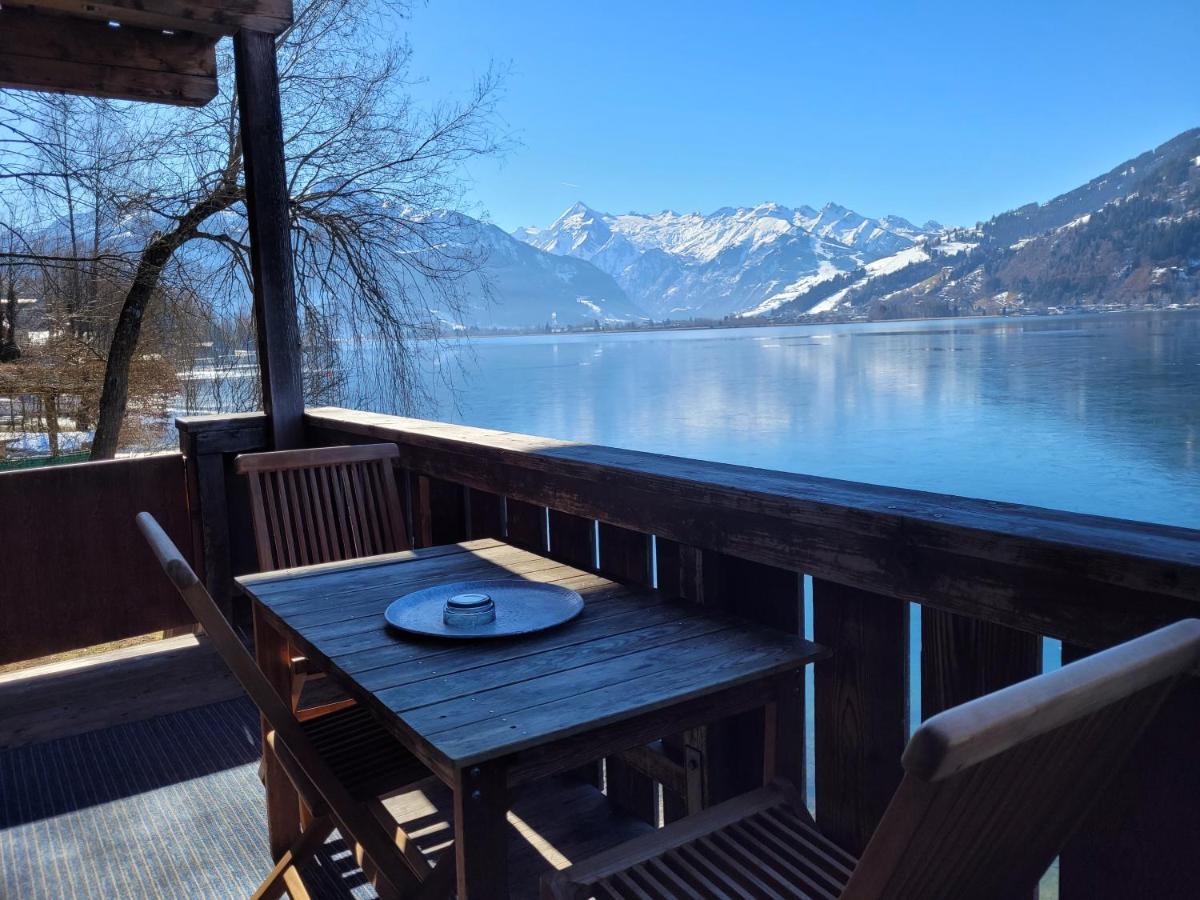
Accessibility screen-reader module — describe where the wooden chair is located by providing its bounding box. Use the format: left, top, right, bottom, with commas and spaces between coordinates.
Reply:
234, 444, 410, 572
543, 619, 1200, 900
137, 512, 451, 900
235, 444, 411, 714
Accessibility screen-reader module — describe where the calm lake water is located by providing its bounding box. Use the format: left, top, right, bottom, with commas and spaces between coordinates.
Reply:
425, 310, 1200, 529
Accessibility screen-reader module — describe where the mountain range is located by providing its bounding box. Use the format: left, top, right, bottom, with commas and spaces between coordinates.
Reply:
448, 126, 1200, 328
514, 202, 939, 318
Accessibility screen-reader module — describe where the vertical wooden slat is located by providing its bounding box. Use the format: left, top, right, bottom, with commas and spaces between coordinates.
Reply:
304, 468, 331, 561
409, 472, 434, 548
466, 488, 505, 540
425, 476, 468, 546
813, 578, 908, 856
597, 523, 652, 584
284, 469, 310, 566
1060, 643, 1200, 900
346, 464, 375, 555
265, 471, 292, 568
355, 462, 382, 552
505, 498, 546, 551
547, 510, 595, 570
921, 608, 1041, 719
320, 465, 348, 559
597, 523, 657, 823
367, 462, 395, 549
337, 466, 364, 555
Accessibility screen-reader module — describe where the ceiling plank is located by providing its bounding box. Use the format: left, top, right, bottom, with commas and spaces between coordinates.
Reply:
0, 7, 218, 106
9, 1, 293, 37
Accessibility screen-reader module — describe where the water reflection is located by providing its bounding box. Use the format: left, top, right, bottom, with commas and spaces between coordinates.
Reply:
399, 311, 1200, 528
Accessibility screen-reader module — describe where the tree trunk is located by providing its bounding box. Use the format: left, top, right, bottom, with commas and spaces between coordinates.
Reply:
89, 240, 175, 459
1, 279, 19, 362
44, 395, 60, 457
89, 187, 239, 460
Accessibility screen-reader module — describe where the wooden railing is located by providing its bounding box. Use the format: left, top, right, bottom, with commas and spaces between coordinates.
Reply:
180, 406, 1200, 899
0, 453, 194, 666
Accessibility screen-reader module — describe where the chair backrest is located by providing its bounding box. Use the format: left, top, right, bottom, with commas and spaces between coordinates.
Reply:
842, 619, 1200, 900
234, 444, 410, 571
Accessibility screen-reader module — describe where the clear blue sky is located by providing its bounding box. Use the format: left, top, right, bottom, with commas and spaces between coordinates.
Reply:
399, 0, 1200, 232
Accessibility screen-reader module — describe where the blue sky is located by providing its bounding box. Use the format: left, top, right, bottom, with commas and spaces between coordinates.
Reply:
400, 0, 1200, 232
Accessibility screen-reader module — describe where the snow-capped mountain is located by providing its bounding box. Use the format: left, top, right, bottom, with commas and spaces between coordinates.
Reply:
515, 201, 940, 317
761, 127, 1200, 320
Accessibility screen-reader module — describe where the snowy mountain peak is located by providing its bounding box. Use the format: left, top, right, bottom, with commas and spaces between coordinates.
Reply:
515, 200, 941, 317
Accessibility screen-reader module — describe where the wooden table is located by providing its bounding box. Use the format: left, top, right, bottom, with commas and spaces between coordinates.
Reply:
237, 538, 826, 898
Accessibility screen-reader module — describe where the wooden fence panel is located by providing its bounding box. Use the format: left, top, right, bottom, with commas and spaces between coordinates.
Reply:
0, 455, 194, 665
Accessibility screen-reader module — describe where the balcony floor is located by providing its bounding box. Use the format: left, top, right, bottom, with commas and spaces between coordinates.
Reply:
0, 643, 653, 898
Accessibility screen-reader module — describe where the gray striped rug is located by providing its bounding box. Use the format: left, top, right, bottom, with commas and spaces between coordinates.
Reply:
0, 698, 376, 898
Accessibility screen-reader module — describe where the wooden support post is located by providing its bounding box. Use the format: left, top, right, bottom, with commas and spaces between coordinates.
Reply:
921, 609, 1041, 719
1059, 644, 1200, 900
234, 29, 304, 450
177, 414, 269, 622
813, 578, 908, 856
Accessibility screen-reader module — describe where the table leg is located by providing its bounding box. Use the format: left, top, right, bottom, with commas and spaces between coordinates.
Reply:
453, 760, 509, 900
253, 603, 303, 860
764, 668, 806, 795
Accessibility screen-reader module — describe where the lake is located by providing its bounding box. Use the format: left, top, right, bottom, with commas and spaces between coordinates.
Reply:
423, 310, 1200, 529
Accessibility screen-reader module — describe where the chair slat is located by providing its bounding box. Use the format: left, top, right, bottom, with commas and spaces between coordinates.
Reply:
544, 620, 1200, 900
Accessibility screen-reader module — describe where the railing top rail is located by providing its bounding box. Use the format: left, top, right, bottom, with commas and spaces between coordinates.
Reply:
304, 407, 1199, 646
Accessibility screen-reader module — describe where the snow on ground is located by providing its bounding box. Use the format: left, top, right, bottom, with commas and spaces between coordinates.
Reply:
576, 298, 603, 316
932, 240, 975, 256
1, 431, 93, 453
863, 245, 929, 277
743, 261, 843, 316
807, 286, 852, 315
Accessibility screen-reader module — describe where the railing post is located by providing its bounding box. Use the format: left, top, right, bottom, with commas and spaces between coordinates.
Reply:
177, 414, 269, 619
813, 578, 909, 856
921, 609, 1041, 718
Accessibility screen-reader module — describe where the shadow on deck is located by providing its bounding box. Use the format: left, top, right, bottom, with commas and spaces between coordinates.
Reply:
0, 639, 653, 898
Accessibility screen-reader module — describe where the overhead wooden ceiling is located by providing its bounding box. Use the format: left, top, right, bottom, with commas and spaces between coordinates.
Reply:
0, 1, 294, 107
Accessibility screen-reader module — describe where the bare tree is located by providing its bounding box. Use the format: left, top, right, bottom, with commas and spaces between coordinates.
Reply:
1, 0, 502, 458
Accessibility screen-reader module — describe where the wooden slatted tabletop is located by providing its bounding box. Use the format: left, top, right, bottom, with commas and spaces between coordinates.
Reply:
237, 538, 826, 899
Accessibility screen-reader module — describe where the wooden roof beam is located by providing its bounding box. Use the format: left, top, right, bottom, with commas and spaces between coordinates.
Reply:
0, 6, 219, 106
7, 1, 294, 37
